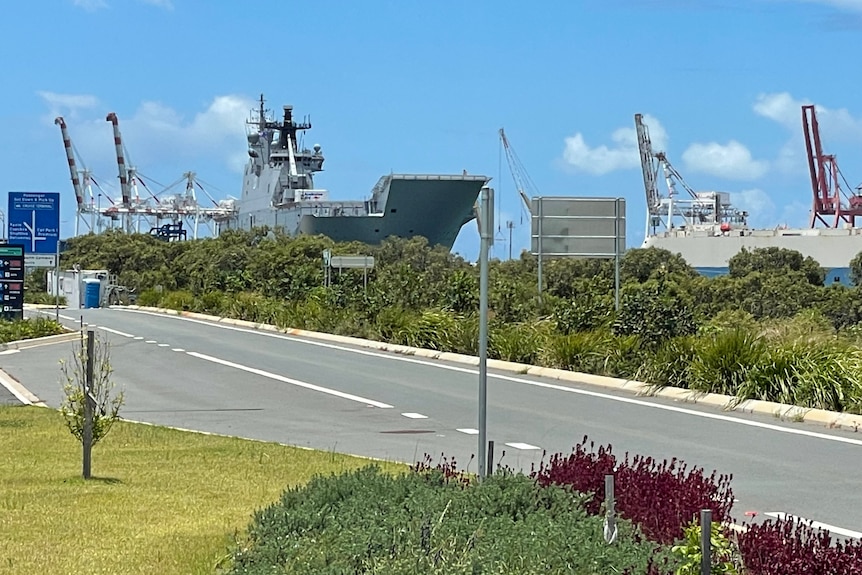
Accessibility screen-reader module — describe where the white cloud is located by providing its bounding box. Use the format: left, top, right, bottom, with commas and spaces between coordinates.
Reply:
37, 91, 100, 122
561, 114, 668, 175
730, 188, 775, 226
140, 0, 174, 9
72, 0, 107, 10
72, 0, 174, 9
784, 0, 862, 12
753, 92, 862, 176
681, 140, 769, 180
754, 92, 862, 140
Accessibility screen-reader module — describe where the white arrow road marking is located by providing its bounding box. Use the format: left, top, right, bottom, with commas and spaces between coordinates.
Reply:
186, 351, 394, 409
764, 512, 862, 539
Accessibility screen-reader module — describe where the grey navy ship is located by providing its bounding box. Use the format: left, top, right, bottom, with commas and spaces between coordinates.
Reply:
217, 96, 490, 248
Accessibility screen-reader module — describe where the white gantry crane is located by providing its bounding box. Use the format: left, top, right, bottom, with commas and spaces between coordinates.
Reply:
634, 114, 746, 241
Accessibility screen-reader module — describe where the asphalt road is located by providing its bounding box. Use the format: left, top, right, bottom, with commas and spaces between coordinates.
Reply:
8, 306, 862, 537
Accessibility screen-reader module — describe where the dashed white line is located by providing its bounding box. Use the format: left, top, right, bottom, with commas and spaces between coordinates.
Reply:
457, 428, 479, 435
505, 442, 541, 451
401, 412, 428, 419
172, 348, 185, 352
98, 326, 135, 338
145, 340, 158, 344
186, 351, 394, 409
114, 308, 862, 447
133, 336, 143, 340
764, 512, 862, 539
157, 343, 169, 347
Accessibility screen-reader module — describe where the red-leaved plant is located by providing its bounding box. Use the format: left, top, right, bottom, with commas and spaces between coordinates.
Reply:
738, 515, 862, 574
531, 436, 734, 545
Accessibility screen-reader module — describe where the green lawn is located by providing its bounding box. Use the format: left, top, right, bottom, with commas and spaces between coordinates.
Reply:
0, 406, 404, 575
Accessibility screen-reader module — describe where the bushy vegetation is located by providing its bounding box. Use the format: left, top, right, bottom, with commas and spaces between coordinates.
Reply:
0, 317, 65, 343
229, 463, 681, 575
228, 440, 861, 575
59, 230, 862, 413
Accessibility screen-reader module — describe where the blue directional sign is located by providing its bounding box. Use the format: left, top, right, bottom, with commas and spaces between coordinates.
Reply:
8, 192, 60, 254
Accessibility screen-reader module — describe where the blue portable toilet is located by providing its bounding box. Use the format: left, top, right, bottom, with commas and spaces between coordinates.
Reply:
83, 278, 101, 309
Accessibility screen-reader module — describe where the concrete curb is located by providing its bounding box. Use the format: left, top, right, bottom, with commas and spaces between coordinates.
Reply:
0, 331, 80, 352
0, 367, 45, 406
120, 305, 862, 433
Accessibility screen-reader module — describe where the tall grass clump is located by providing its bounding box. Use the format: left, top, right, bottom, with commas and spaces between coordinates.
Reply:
686, 329, 767, 396
488, 320, 551, 364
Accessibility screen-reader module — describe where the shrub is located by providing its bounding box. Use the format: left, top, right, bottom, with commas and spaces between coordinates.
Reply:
737, 515, 862, 574
639, 336, 698, 389
532, 437, 734, 546
229, 464, 681, 575
489, 320, 550, 364
0, 318, 65, 343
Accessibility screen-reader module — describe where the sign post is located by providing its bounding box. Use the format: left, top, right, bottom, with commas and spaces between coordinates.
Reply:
8, 192, 61, 268
530, 196, 626, 309
8, 192, 61, 319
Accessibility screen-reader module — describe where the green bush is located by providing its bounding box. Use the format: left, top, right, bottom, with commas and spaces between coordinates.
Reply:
0, 318, 66, 343
229, 466, 679, 575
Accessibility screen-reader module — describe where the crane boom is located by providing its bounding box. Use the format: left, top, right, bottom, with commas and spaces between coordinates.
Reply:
499, 128, 534, 215
54, 116, 85, 208
105, 112, 132, 208
634, 114, 660, 210
802, 104, 862, 228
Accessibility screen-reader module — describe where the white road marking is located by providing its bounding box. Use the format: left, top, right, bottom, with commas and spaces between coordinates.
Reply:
172, 348, 185, 352
0, 350, 20, 355
113, 308, 862, 447
157, 343, 169, 347
133, 336, 143, 340
186, 351, 394, 409
401, 412, 428, 419
505, 442, 541, 450
457, 428, 479, 435
764, 512, 862, 539
98, 326, 135, 338
145, 340, 158, 344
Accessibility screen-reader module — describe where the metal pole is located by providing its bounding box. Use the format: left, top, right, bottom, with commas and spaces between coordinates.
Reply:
537, 197, 543, 299
54, 240, 60, 322
614, 198, 621, 311
487, 440, 495, 475
478, 187, 493, 479
83, 329, 95, 479
604, 474, 617, 544
700, 509, 712, 575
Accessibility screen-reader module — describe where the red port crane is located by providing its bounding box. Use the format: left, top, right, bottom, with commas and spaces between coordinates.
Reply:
802, 104, 862, 228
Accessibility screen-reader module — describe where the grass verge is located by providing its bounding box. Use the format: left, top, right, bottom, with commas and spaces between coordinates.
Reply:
0, 406, 404, 575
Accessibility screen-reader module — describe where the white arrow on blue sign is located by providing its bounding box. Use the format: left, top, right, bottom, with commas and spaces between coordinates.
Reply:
8, 192, 60, 254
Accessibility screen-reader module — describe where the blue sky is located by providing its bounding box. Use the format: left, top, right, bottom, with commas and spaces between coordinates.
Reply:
2, 0, 861, 261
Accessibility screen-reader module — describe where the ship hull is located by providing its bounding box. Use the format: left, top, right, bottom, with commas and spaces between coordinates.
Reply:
225, 174, 488, 249
643, 227, 862, 284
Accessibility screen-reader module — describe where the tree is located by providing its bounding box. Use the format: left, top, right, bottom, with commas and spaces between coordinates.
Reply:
60, 330, 124, 478
728, 247, 825, 286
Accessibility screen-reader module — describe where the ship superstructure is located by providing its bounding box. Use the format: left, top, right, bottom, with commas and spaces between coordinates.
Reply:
219, 95, 490, 248
635, 109, 862, 284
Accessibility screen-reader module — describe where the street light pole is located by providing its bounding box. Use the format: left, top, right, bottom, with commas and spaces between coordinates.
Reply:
478, 186, 493, 479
